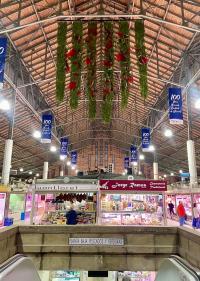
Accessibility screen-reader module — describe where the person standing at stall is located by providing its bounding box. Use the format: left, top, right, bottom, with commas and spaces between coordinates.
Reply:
66, 207, 77, 225
192, 203, 200, 230
168, 201, 175, 219
177, 201, 186, 226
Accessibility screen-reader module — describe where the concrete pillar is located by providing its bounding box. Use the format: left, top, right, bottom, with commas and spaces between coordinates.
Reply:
43, 161, 48, 180
187, 140, 197, 186
153, 162, 159, 180
60, 170, 64, 177
2, 139, 13, 185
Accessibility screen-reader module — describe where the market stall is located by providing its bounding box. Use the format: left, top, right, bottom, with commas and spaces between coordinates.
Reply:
166, 189, 200, 223
8, 192, 26, 222
0, 185, 11, 227
99, 180, 167, 226
28, 182, 97, 225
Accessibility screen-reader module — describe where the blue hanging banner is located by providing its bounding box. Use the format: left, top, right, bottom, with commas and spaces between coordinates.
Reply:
124, 157, 129, 169
142, 128, 151, 151
60, 137, 69, 157
130, 145, 137, 162
168, 88, 183, 124
0, 37, 7, 83
71, 151, 77, 165
41, 114, 52, 143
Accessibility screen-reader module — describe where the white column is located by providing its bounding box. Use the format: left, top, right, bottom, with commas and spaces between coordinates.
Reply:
60, 170, 64, 177
43, 161, 48, 180
187, 140, 197, 186
2, 139, 13, 185
153, 162, 159, 180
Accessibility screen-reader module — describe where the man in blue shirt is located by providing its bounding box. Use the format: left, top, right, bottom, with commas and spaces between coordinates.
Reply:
66, 208, 77, 225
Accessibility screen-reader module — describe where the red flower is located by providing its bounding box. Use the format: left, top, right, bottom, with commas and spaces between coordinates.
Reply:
105, 40, 113, 49
68, 82, 76, 90
66, 49, 76, 58
65, 62, 70, 72
85, 58, 91, 65
117, 31, 123, 38
104, 60, 112, 67
116, 53, 125, 62
127, 76, 134, 83
139, 56, 148, 65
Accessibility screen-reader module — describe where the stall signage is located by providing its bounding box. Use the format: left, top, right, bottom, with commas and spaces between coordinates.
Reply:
168, 87, 183, 124
33, 184, 97, 191
99, 180, 167, 191
41, 114, 52, 143
69, 237, 124, 246
60, 137, 69, 157
141, 128, 151, 151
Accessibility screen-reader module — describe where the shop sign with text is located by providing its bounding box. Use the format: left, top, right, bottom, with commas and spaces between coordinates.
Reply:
69, 237, 124, 246
99, 180, 167, 192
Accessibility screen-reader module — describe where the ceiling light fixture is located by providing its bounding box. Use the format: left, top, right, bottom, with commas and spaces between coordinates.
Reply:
33, 130, 41, 139
0, 99, 10, 111
139, 154, 145, 160
50, 145, 57, 152
164, 129, 173, 137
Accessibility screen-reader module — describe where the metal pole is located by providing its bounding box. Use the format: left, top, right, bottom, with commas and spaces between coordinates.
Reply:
30, 180, 36, 225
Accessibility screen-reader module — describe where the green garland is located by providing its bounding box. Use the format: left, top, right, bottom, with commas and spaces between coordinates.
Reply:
86, 22, 97, 119
69, 21, 83, 109
118, 21, 130, 108
102, 21, 114, 123
56, 22, 67, 102
135, 20, 148, 99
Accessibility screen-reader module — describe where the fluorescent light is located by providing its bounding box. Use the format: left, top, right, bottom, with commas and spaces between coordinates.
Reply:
36, 173, 39, 177
170, 172, 174, 176
0, 99, 10, 111
133, 162, 138, 166
164, 129, 173, 137
71, 166, 75, 170
75, 169, 79, 174
33, 130, 41, 139
138, 171, 142, 175
139, 154, 145, 160
50, 145, 57, 152
19, 168, 24, 172
29, 171, 32, 175
122, 172, 126, 176
164, 174, 167, 178
179, 169, 183, 174
195, 99, 200, 109
67, 161, 71, 166
149, 145, 155, 152
60, 155, 66, 160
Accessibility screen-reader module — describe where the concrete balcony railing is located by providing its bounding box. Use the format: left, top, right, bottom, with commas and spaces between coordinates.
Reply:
0, 225, 200, 270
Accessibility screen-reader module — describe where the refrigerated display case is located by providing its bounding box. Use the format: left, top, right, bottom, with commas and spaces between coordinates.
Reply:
8, 193, 26, 222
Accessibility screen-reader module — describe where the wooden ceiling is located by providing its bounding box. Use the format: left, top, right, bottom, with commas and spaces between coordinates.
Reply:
0, 0, 200, 175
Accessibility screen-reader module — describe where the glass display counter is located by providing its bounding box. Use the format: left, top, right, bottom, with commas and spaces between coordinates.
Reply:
100, 193, 164, 225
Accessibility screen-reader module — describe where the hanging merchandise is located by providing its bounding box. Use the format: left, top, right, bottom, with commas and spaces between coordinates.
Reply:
60, 137, 69, 158
0, 37, 7, 83
118, 21, 131, 108
168, 88, 183, 124
71, 151, 77, 165
102, 21, 114, 123
141, 128, 150, 151
124, 157, 129, 169
130, 145, 138, 163
86, 22, 97, 119
135, 20, 148, 99
69, 21, 83, 109
41, 114, 52, 143
56, 22, 67, 102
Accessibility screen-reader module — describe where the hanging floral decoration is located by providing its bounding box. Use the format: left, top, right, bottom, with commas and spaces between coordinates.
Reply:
102, 21, 114, 123
86, 22, 97, 119
56, 22, 67, 102
135, 19, 148, 99
117, 21, 131, 108
69, 21, 83, 109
